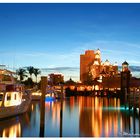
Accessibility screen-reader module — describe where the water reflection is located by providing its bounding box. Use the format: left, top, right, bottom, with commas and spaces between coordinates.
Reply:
78, 97, 140, 137
0, 97, 140, 137
0, 101, 40, 137
2, 122, 21, 137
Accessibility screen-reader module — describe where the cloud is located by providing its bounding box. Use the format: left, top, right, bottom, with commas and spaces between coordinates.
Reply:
76, 40, 140, 66
129, 66, 140, 72
2, 39, 140, 75
43, 66, 140, 80
41, 67, 79, 71
41, 67, 79, 81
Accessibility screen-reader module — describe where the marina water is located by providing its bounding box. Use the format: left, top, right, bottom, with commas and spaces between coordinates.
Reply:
0, 96, 140, 137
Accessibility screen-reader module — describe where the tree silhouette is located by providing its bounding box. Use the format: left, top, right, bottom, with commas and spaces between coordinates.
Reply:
16, 68, 27, 82
27, 66, 34, 79
34, 68, 41, 83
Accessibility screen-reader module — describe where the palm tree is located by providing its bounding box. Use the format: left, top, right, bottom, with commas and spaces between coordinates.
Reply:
16, 68, 27, 82
27, 66, 35, 79
34, 68, 41, 83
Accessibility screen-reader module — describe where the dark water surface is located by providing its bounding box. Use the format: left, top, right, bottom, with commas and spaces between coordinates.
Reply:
0, 96, 140, 137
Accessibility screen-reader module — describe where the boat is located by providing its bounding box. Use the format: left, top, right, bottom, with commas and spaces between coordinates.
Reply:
0, 68, 31, 119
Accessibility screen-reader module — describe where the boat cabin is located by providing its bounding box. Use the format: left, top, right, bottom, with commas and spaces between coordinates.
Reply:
0, 91, 22, 107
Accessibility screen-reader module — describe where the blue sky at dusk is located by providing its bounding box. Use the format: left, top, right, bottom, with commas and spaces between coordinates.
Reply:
0, 3, 140, 81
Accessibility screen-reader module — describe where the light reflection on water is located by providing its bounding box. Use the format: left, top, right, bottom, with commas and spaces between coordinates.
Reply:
2, 122, 21, 137
0, 96, 140, 137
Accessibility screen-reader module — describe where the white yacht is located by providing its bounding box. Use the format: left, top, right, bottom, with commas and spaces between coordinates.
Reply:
0, 68, 31, 119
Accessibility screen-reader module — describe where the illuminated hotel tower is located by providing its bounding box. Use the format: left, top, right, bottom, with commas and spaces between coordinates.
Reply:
89, 49, 101, 79
80, 49, 118, 83
80, 50, 95, 83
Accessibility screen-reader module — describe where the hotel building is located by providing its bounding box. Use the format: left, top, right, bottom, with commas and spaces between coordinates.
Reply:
80, 49, 118, 83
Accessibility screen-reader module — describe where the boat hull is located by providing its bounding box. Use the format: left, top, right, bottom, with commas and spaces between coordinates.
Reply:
0, 97, 30, 119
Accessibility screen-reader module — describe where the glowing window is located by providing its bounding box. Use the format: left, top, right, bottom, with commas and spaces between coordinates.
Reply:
95, 54, 100, 59
0, 92, 3, 107
95, 85, 99, 90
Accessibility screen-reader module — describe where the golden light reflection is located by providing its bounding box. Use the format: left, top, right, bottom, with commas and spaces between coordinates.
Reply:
31, 104, 34, 111
70, 97, 75, 110
120, 114, 123, 132
105, 119, 109, 137
2, 122, 21, 137
45, 101, 61, 126
114, 113, 118, 136
114, 98, 116, 108
79, 97, 123, 137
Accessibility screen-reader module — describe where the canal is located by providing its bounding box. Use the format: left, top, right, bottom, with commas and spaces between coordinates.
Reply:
0, 96, 140, 137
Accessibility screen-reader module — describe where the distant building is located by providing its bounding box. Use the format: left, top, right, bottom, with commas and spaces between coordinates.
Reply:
80, 49, 118, 83
0, 69, 16, 84
48, 73, 64, 85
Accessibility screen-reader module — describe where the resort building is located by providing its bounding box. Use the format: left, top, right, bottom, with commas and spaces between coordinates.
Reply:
0, 69, 16, 85
80, 49, 118, 83
80, 50, 95, 83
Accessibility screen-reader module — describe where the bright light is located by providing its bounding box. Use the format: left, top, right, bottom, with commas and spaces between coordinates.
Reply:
95, 85, 99, 90
0, 92, 3, 107
95, 54, 100, 59
93, 60, 99, 65
70, 86, 75, 90
86, 86, 92, 91
4, 92, 22, 107
2, 122, 21, 137
32, 92, 42, 96
77, 86, 85, 91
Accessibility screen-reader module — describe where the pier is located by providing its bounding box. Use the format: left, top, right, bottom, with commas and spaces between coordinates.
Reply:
39, 76, 64, 137
124, 88, 140, 111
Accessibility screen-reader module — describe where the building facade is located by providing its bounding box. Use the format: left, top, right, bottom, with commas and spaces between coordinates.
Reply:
80, 49, 118, 83
48, 73, 64, 85
80, 50, 95, 83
